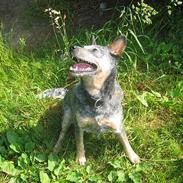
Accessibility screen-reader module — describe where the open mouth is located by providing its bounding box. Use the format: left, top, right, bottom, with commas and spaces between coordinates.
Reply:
70, 58, 98, 76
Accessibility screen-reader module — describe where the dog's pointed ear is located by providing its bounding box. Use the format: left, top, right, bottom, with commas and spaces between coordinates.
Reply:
92, 36, 97, 45
109, 36, 127, 56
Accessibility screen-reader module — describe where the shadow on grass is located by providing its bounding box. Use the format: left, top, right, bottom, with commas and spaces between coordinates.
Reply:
38, 101, 183, 181
0, 99, 182, 182
37, 100, 121, 160
167, 159, 183, 182
0, 100, 117, 163
38, 101, 120, 161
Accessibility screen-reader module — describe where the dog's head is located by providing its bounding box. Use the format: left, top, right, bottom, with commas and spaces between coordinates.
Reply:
70, 36, 127, 77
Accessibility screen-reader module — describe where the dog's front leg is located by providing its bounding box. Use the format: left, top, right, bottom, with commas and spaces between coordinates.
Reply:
117, 127, 140, 164
53, 109, 71, 153
75, 126, 86, 165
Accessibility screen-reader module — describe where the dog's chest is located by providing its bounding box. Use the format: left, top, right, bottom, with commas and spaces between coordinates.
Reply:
76, 110, 122, 133
72, 83, 123, 133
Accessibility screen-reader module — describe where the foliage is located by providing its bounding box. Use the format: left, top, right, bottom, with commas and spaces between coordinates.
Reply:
0, 0, 182, 182
132, 0, 158, 25
44, 8, 69, 56
167, 0, 183, 15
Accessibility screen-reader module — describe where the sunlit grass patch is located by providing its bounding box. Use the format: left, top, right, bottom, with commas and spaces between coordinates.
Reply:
0, 2, 183, 182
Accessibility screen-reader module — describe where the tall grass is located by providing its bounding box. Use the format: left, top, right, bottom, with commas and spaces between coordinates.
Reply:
0, 1, 182, 183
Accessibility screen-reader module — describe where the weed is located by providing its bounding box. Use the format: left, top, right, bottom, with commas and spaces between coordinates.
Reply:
45, 8, 69, 56
0, 1, 182, 183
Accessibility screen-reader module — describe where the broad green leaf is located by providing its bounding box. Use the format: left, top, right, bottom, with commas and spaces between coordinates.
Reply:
10, 143, 22, 153
54, 159, 65, 176
34, 153, 47, 162
108, 171, 113, 182
0, 160, 19, 176
48, 153, 58, 171
6, 131, 20, 144
66, 172, 82, 182
39, 171, 50, 183
88, 176, 102, 182
108, 171, 117, 182
129, 172, 141, 183
0, 155, 3, 163
8, 177, 17, 183
117, 170, 126, 182
108, 160, 121, 169
86, 165, 92, 174
0, 146, 7, 154
20, 174, 28, 181
135, 164, 147, 172
6, 131, 23, 153
25, 142, 35, 152
18, 153, 30, 168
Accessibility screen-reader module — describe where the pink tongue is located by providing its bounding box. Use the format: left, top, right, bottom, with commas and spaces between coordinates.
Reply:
72, 63, 94, 71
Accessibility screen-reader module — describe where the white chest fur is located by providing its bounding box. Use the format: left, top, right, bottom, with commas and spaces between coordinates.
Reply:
76, 112, 122, 133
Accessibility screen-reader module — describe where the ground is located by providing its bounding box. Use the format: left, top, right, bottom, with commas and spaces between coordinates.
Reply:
0, 0, 182, 183
0, 0, 50, 50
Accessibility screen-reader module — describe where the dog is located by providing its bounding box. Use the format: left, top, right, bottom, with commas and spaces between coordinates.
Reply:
38, 36, 140, 165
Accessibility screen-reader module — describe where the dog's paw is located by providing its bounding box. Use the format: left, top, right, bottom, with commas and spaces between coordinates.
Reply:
128, 152, 141, 164
76, 155, 86, 166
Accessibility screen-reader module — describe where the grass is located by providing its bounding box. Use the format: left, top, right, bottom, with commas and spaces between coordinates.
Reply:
0, 2, 183, 183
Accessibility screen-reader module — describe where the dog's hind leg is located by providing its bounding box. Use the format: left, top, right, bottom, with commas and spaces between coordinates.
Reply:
53, 109, 72, 154
117, 127, 140, 164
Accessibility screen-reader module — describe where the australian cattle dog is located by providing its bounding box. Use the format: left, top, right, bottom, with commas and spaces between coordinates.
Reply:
38, 36, 140, 165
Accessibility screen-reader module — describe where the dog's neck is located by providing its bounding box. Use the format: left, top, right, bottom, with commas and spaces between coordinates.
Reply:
81, 68, 116, 100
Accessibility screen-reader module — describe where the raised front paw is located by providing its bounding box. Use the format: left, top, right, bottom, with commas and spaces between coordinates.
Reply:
76, 155, 86, 166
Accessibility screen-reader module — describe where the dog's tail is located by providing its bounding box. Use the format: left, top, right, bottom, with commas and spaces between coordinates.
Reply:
37, 88, 68, 100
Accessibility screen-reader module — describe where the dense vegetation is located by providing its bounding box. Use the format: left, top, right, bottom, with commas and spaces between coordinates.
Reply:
0, 0, 182, 182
